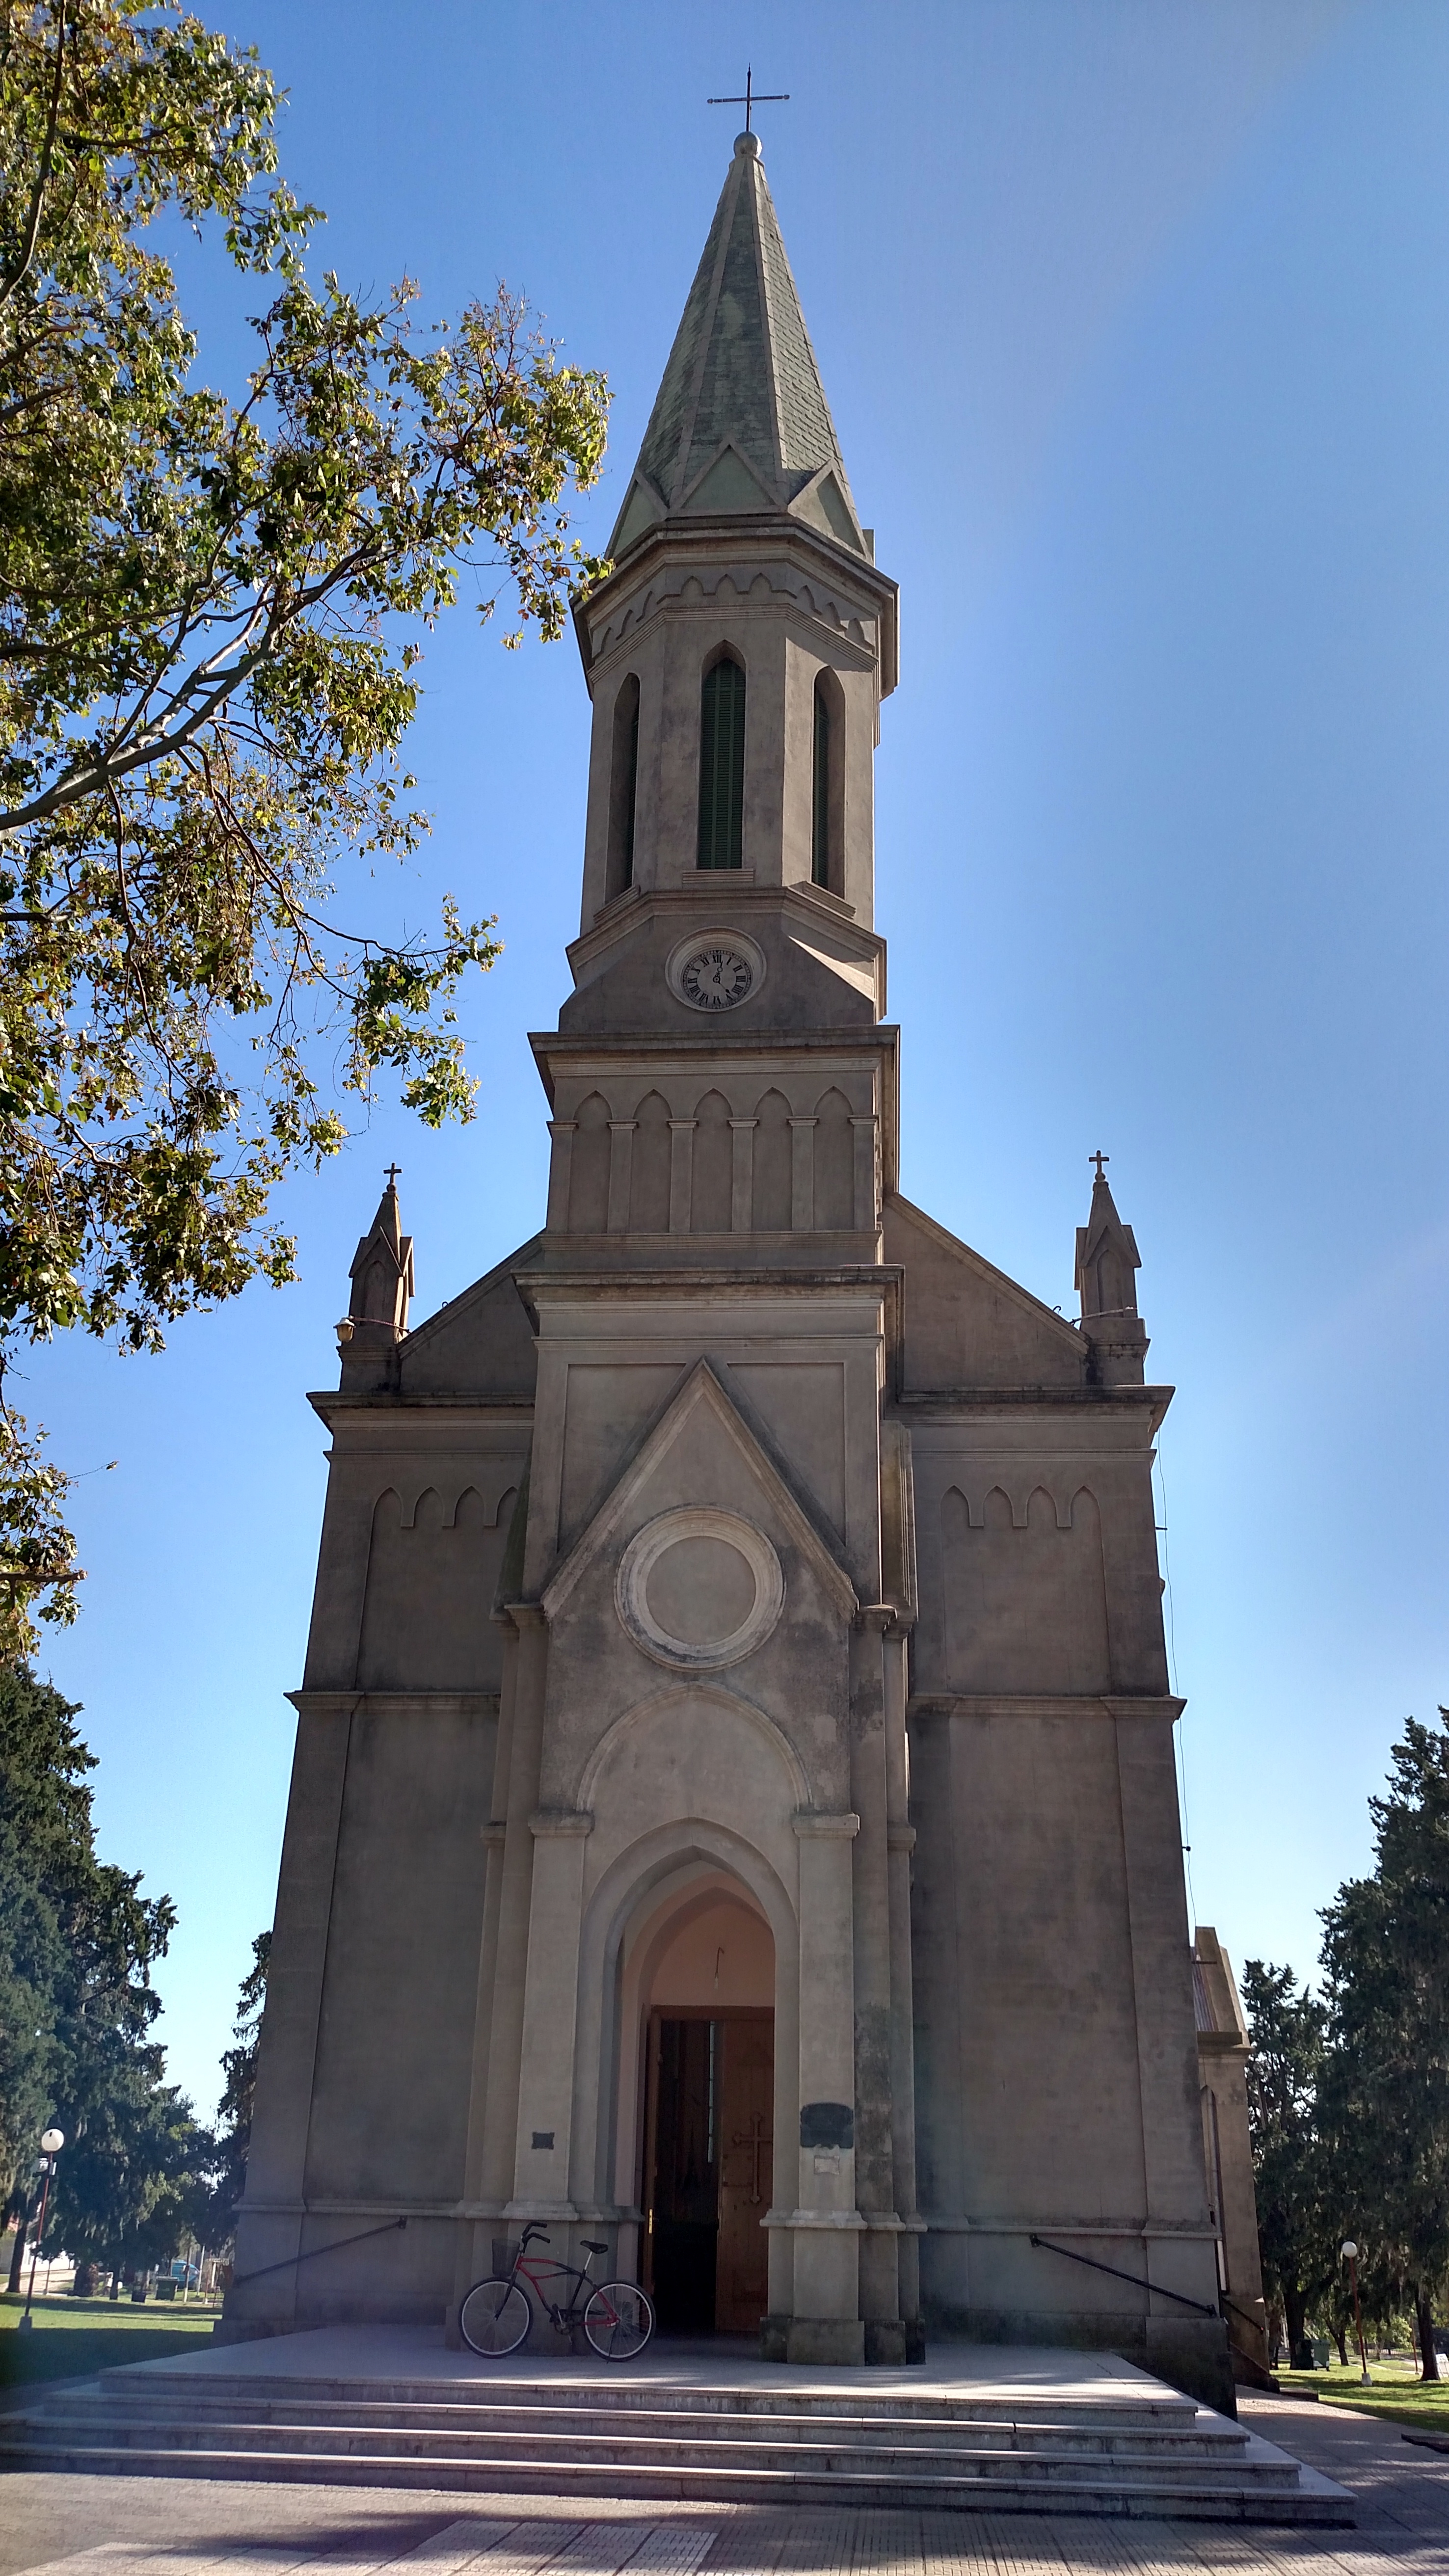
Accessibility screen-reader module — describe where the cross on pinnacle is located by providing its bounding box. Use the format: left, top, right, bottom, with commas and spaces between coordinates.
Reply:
707, 66, 789, 132
1090, 1151, 1110, 1182
384, 1163, 402, 1190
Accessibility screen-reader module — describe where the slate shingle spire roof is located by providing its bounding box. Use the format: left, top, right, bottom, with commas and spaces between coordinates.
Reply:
608, 131, 866, 562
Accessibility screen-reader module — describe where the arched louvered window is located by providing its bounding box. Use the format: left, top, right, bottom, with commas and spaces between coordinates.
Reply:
811, 668, 844, 895
697, 653, 746, 869
607, 673, 640, 900
812, 679, 832, 888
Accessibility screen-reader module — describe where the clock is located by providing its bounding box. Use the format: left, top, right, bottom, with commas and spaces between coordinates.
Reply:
680, 945, 754, 1009
666, 927, 766, 1013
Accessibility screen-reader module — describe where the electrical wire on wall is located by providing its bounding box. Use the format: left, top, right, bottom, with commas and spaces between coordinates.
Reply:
1154, 1422, 1199, 1932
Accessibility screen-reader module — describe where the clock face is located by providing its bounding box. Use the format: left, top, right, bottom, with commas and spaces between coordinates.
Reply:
678, 943, 755, 1011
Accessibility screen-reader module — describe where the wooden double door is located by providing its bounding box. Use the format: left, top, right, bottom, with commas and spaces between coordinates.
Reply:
643, 2010, 774, 2334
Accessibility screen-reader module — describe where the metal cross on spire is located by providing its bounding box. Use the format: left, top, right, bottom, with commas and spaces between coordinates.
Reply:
707, 66, 789, 132
384, 1162, 402, 1190
1090, 1151, 1110, 1181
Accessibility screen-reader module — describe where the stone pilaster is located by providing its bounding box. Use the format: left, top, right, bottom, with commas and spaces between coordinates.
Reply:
782, 1808, 865, 2366
476, 1606, 550, 2211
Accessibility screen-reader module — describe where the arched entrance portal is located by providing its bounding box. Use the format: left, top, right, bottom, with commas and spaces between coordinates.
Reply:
616, 1873, 775, 2335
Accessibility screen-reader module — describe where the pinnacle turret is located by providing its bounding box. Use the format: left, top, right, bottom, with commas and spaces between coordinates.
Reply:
342, 1167, 414, 1345
1074, 1153, 1147, 1386
608, 132, 867, 562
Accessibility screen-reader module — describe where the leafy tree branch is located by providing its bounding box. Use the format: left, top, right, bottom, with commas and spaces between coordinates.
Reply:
0, 0, 611, 1639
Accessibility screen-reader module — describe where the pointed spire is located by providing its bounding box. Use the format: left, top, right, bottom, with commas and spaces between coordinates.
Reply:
343, 1166, 415, 1342
609, 132, 866, 561
1074, 1153, 1147, 1385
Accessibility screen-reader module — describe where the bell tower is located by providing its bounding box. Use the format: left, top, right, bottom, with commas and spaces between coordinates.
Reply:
501, 131, 922, 2366
568, 128, 897, 1012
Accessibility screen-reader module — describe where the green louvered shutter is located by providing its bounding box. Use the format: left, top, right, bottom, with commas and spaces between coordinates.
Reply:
697, 657, 746, 868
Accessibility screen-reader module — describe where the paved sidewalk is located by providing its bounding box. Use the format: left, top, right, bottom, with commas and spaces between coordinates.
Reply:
1238, 2392, 1449, 2551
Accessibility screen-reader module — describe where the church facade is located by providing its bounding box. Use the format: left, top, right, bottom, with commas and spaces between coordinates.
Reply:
229, 133, 1234, 2409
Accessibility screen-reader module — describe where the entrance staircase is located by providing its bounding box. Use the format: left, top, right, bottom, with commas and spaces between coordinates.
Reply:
1, 2335, 1349, 2524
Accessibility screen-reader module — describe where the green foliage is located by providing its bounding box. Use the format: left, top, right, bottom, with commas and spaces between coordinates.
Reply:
0, 1658, 208, 2273
1242, 1711, 1449, 2382
0, 1391, 86, 1658
205, 1925, 268, 2244
1319, 1710, 1449, 2378
0, 1, 611, 1641
1240, 1958, 1334, 2364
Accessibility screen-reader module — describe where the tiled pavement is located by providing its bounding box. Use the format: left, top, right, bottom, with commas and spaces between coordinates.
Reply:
1, 2396, 1446, 2576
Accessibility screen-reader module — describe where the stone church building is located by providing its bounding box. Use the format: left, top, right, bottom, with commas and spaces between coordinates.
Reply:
230, 133, 1239, 2408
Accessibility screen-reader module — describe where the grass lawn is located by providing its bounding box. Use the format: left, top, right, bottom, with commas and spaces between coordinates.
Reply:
1277, 2355, 1449, 2437
0, 2290, 220, 2392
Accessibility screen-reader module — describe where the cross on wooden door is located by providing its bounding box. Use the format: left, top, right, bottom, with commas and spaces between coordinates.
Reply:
731, 2110, 767, 2206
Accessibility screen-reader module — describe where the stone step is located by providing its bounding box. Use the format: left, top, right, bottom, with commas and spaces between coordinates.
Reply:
3, 2410, 1294, 2488
0, 2433, 1351, 2524
106, 2367, 1197, 2428
49, 2392, 1253, 2461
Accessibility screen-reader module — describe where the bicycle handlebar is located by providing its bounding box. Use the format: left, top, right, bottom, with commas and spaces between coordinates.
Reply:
518, 2223, 551, 2248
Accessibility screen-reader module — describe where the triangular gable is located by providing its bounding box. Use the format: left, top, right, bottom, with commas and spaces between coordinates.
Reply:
541, 1358, 858, 1625
791, 464, 865, 556
885, 1192, 1088, 1393
398, 1234, 540, 1400
606, 471, 667, 561
1075, 1209, 1142, 1271
679, 441, 778, 517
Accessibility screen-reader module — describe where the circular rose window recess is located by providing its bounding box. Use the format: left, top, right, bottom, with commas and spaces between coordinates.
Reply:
616, 1509, 785, 1670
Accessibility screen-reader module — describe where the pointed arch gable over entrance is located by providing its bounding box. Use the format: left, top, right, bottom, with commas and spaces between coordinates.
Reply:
569, 1813, 801, 2320
540, 1357, 859, 1629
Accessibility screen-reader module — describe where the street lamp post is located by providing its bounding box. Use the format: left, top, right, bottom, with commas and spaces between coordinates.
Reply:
18, 2129, 64, 2331
1341, 2239, 1371, 2385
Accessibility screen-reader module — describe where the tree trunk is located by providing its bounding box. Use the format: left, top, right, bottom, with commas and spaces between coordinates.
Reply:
1418, 2288, 1441, 2381
6, 2207, 28, 2294
1335, 2325, 1348, 2366
1284, 2277, 1314, 2371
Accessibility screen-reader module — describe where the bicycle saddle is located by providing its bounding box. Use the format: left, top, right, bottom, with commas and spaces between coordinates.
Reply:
582, 2239, 609, 2254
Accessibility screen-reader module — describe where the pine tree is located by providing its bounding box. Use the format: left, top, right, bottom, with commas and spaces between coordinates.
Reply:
1320, 1711, 1449, 2380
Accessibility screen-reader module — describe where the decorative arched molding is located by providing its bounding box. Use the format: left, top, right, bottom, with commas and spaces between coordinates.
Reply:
812, 1086, 854, 1231
568, 1091, 612, 1233
625, 1867, 772, 2029
571, 1814, 801, 2217
576, 1676, 812, 1816
388, 1471, 519, 1532
938, 1474, 1103, 1534
940, 1474, 1112, 1695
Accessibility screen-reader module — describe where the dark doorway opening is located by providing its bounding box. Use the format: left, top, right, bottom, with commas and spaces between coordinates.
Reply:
642, 2009, 774, 2334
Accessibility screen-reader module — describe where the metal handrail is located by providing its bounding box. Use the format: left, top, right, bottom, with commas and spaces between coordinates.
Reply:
227, 2215, 407, 2291
1028, 2231, 1218, 2318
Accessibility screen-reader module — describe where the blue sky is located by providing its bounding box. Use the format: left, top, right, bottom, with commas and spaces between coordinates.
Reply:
32, 0, 1449, 2117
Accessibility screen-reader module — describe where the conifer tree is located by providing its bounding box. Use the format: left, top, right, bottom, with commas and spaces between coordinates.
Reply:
1320, 1711, 1449, 2380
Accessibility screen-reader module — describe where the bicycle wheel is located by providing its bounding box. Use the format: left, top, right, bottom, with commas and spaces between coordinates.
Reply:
459, 2275, 531, 2357
583, 2279, 654, 2360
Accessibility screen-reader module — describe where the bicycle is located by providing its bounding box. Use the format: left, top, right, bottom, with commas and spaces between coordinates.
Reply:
458, 2222, 655, 2360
